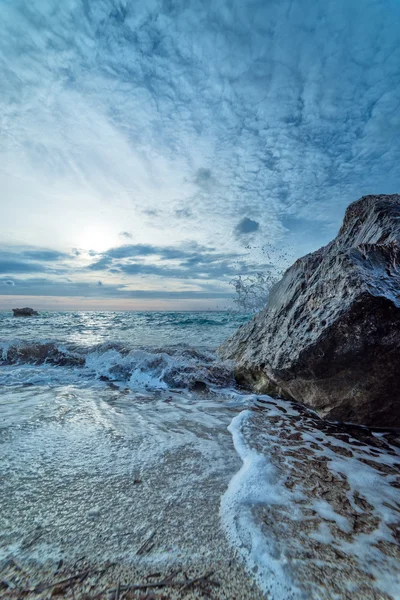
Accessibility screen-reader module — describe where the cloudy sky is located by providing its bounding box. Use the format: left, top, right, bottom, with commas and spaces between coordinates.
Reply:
1, 0, 399, 310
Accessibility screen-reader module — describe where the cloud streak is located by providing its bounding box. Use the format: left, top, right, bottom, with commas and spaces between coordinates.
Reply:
0, 241, 271, 303
0, 276, 231, 300
87, 242, 271, 281
0, 0, 399, 306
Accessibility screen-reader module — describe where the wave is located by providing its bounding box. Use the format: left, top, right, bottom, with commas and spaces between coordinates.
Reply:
0, 340, 235, 391
221, 408, 303, 599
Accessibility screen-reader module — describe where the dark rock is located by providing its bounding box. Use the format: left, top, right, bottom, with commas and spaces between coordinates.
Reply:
12, 307, 39, 317
2, 342, 84, 367
219, 194, 400, 427
189, 380, 208, 392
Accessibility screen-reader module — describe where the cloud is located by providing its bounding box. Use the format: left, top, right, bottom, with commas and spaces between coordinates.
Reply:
235, 218, 260, 236
86, 241, 269, 281
88, 256, 113, 271
0, 239, 272, 303
142, 209, 160, 217
0, 260, 47, 274
194, 168, 214, 190
0, 247, 73, 276
0, 0, 400, 306
119, 231, 133, 239
0, 276, 231, 300
174, 208, 192, 219
22, 250, 71, 261
89, 242, 223, 265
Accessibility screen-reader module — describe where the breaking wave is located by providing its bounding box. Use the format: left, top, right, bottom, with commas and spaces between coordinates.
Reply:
0, 340, 235, 391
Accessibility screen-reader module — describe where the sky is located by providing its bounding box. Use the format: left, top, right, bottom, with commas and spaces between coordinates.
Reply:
1, 0, 400, 310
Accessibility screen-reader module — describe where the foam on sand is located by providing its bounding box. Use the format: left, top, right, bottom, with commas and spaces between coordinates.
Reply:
221, 395, 400, 599
221, 409, 305, 599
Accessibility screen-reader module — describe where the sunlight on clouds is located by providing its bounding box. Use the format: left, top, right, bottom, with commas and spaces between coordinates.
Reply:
0, 0, 400, 307
77, 224, 119, 252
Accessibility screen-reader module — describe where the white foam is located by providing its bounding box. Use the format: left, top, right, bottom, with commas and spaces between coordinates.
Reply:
311, 500, 352, 533
222, 395, 400, 599
221, 409, 305, 599
0, 341, 232, 392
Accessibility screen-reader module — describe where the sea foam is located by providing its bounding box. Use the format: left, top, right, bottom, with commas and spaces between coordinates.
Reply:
222, 396, 400, 599
221, 409, 305, 599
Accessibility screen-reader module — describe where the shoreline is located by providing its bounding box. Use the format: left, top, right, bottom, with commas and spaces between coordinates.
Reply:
0, 380, 264, 599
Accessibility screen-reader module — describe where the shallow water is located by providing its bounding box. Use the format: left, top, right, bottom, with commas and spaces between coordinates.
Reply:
0, 311, 253, 590
1, 311, 400, 599
0, 382, 247, 565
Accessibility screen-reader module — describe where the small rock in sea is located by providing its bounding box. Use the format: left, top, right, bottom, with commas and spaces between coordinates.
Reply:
107, 382, 119, 390
219, 194, 400, 427
132, 470, 142, 484
190, 380, 208, 392
88, 507, 101, 519
12, 307, 39, 317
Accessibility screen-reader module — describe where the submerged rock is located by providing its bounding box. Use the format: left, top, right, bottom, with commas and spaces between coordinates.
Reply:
12, 307, 39, 317
2, 342, 84, 367
219, 194, 400, 427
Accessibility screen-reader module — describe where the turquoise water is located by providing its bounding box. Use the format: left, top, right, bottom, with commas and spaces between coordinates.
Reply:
0, 310, 250, 388
0, 310, 250, 349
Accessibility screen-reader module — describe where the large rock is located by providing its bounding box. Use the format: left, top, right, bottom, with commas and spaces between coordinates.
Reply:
12, 307, 39, 317
219, 194, 400, 427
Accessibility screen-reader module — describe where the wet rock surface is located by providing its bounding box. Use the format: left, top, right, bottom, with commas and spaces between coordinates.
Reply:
12, 307, 39, 317
219, 194, 400, 427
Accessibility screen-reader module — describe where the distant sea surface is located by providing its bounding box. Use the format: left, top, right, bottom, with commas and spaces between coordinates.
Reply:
0, 310, 249, 348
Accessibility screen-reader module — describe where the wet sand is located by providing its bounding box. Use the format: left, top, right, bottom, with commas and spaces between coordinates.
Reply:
0, 385, 263, 599
2, 384, 399, 599
0, 554, 261, 599
236, 398, 400, 600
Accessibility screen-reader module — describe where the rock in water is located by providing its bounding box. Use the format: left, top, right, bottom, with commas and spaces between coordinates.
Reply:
219, 194, 400, 427
12, 307, 39, 317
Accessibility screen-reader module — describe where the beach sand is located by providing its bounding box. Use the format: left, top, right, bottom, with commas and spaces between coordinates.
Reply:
0, 554, 261, 599
0, 390, 263, 599
2, 384, 399, 599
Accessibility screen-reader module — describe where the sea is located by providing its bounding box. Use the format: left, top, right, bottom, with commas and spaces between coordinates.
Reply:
1, 310, 400, 599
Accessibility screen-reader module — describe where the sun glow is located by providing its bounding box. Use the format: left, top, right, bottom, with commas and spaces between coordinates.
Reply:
78, 224, 118, 252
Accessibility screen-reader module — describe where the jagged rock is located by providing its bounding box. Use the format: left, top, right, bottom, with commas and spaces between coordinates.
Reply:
2, 342, 84, 367
12, 307, 39, 317
219, 194, 400, 427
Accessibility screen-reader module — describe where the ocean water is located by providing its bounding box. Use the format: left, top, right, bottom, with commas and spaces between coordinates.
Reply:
1, 310, 400, 599
0, 310, 248, 389
0, 310, 249, 348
